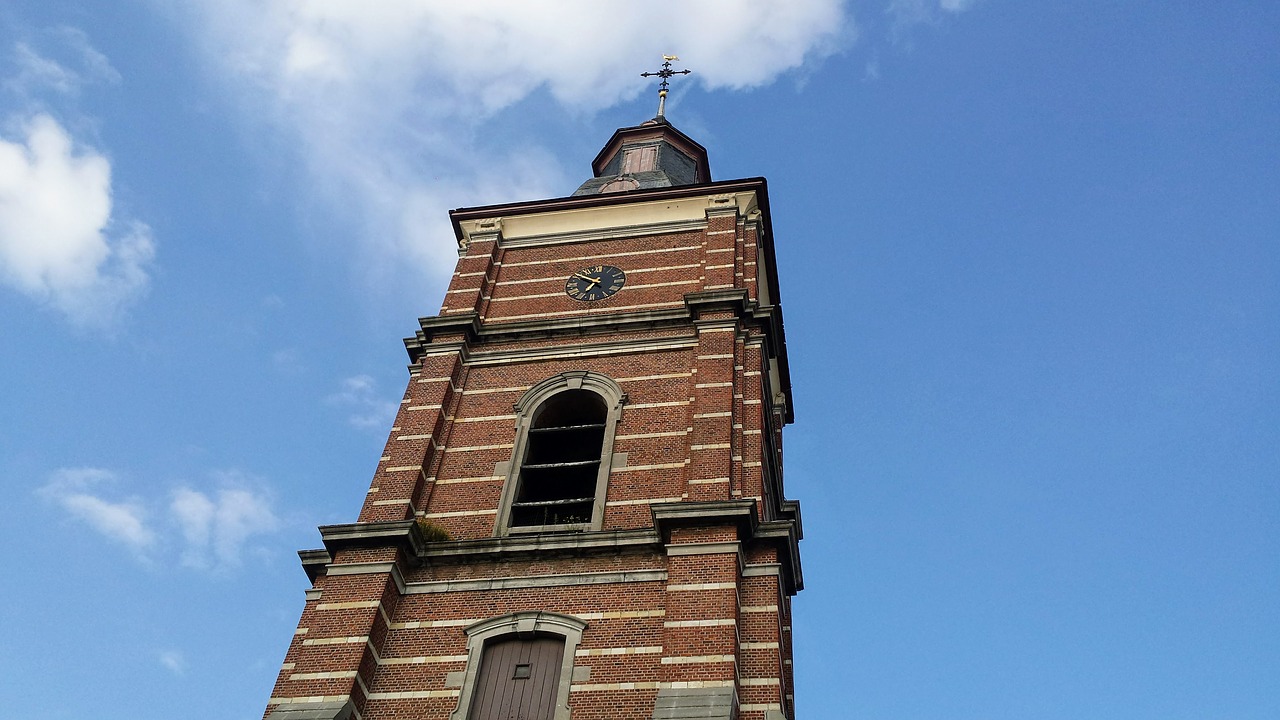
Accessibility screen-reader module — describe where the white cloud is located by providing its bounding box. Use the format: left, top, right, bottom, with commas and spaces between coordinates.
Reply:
329, 374, 399, 430
39, 467, 155, 553
888, 0, 979, 39
39, 466, 280, 571
171, 482, 280, 571
172, 1, 850, 288
158, 649, 187, 675
0, 113, 154, 327
5, 27, 120, 98
1, 31, 153, 329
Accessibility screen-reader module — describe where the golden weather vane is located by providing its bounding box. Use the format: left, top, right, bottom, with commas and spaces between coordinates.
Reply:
641, 55, 692, 118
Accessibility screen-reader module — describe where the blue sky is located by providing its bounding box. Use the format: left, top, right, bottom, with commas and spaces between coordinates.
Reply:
1, 2, 1276, 718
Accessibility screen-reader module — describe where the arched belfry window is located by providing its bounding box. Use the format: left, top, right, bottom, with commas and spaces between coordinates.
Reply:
497, 372, 625, 535
512, 390, 606, 527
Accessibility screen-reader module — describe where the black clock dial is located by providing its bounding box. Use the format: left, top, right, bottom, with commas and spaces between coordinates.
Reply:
565, 264, 626, 302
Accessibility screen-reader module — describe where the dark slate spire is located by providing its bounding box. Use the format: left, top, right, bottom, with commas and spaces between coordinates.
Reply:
571, 117, 712, 196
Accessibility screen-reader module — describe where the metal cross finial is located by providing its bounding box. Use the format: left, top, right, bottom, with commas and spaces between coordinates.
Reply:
641, 55, 691, 118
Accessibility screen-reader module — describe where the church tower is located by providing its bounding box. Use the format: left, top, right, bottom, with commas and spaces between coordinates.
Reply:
263, 85, 803, 720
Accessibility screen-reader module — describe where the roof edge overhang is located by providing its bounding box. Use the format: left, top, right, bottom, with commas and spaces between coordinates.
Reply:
451, 177, 761, 228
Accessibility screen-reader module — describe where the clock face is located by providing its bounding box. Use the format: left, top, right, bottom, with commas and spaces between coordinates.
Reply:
565, 264, 626, 302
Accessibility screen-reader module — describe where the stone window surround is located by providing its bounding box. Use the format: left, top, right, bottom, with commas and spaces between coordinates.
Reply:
449, 611, 588, 720
494, 371, 627, 536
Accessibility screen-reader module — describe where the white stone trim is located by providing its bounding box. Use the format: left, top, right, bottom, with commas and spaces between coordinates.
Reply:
377, 654, 469, 665
390, 618, 476, 630
614, 430, 689, 440
434, 475, 500, 485
460, 385, 527, 395
315, 601, 380, 611
740, 678, 782, 686
290, 671, 358, 681
617, 372, 693, 382
422, 509, 497, 518
577, 609, 665, 620
463, 337, 697, 365
450, 413, 517, 423
405, 569, 666, 594
498, 241, 702, 264
442, 443, 514, 453
661, 655, 735, 664
575, 646, 663, 656
611, 462, 687, 472
369, 690, 460, 700
666, 582, 737, 591
268, 695, 350, 705
492, 300, 684, 322
605, 496, 685, 506
301, 636, 368, 646
665, 541, 741, 557
570, 682, 660, 692
663, 619, 736, 628
628, 400, 690, 409
742, 563, 782, 577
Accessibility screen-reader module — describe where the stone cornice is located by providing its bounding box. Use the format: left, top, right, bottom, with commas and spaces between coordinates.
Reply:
651, 500, 803, 595
449, 178, 767, 244
405, 297, 787, 371
304, 512, 801, 592
309, 522, 663, 571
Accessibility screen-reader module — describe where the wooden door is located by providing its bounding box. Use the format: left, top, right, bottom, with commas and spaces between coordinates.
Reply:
468, 636, 564, 720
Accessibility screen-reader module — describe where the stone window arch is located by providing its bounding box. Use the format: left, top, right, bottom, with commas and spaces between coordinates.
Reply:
495, 371, 626, 535
450, 611, 588, 720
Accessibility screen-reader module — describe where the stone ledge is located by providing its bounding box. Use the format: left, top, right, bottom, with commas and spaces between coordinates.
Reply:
417, 527, 661, 564
264, 699, 353, 720
302, 524, 663, 580
652, 686, 737, 720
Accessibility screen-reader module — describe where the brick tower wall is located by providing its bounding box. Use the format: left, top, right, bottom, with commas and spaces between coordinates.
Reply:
264, 184, 800, 720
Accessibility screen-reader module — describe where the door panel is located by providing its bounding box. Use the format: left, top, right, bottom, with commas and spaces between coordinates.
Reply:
469, 636, 565, 720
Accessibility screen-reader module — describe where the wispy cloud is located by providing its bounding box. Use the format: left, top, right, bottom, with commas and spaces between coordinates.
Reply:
171, 1, 851, 288
172, 478, 279, 571
4, 27, 120, 98
39, 466, 280, 572
158, 649, 187, 675
0, 33, 153, 329
887, 0, 980, 42
39, 467, 155, 554
329, 374, 399, 430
